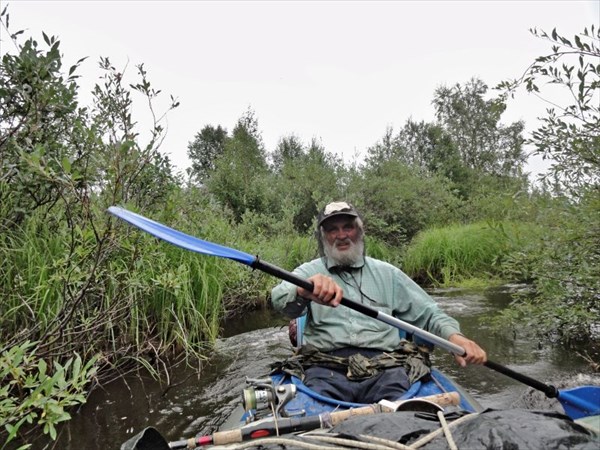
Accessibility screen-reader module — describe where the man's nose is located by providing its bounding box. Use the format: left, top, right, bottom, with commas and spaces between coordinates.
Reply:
335, 228, 349, 239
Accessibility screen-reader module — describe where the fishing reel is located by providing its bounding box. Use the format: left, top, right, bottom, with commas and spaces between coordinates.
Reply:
242, 377, 298, 423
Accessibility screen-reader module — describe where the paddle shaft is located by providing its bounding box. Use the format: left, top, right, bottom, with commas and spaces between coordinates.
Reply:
253, 259, 560, 399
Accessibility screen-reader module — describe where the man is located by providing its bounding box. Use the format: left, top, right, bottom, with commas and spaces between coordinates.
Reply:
271, 201, 487, 404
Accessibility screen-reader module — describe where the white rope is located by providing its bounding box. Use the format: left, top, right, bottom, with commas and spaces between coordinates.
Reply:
205, 436, 338, 449
409, 413, 479, 449
269, 402, 280, 436
202, 414, 480, 450
358, 433, 414, 449
304, 433, 406, 449
437, 411, 458, 450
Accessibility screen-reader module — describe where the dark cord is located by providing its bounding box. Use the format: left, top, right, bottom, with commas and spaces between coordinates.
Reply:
336, 267, 378, 304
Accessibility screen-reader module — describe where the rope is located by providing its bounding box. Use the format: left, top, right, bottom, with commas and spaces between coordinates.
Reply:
205, 437, 338, 449
269, 402, 279, 436
437, 411, 458, 450
358, 433, 414, 449
204, 411, 481, 449
304, 433, 408, 450
198, 414, 481, 450
409, 413, 479, 449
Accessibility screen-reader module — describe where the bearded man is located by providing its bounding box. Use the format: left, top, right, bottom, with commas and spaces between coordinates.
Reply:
271, 201, 486, 404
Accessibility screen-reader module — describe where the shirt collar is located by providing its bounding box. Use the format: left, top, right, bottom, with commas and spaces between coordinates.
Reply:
324, 255, 365, 271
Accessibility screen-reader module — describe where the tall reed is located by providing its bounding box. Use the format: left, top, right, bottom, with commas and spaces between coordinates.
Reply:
402, 221, 543, 286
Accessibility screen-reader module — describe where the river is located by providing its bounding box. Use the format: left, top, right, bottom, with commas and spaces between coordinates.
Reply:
36, 285, 598, 449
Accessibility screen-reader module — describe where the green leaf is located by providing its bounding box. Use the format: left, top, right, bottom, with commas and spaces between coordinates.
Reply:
61, 157, 71, 173
38, 358, 47, 377
71, 355, 82, 380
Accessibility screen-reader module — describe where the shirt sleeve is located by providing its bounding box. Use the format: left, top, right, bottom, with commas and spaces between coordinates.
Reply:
392, 268, 461, 340
271, 263, 314, 318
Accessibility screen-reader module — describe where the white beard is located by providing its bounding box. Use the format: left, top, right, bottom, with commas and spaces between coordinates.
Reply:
323, 237, 364, 267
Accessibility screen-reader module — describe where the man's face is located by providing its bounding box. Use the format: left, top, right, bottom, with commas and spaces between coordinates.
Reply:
321, 216, 363, 265
322, 216, 360, 248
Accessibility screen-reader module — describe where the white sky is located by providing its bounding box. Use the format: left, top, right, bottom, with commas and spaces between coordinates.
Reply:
3, 0, 599, 179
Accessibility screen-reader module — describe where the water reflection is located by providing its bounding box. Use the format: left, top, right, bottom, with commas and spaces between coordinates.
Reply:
41, 286, 597, 449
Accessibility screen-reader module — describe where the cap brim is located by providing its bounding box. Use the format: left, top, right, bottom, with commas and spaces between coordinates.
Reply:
318, 211, 358, 227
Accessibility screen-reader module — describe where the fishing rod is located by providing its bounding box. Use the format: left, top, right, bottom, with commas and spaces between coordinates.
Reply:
168, 392, 459, 448
122, 392, 460, 449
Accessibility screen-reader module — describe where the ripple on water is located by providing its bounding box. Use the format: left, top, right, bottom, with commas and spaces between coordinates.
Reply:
434, 294, 491, 316
182, 327, 294, 435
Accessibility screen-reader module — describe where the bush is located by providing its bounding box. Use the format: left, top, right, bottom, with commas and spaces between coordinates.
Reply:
490, 191, 600, 344
0, 342, 97, 448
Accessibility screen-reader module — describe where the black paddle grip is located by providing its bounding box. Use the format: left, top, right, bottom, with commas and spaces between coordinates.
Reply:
484, 360, 558, 398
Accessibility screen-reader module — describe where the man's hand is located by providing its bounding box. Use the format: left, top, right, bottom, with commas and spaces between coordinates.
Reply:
297, 274, 344, 307
449, 333, 487, 367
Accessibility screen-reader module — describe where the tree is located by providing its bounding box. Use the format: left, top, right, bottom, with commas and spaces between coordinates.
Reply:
366, 79, 527, 202
352, 159, 462, 245
392, 120, 476, 196
0, 8, 184, 445
92, 58, 179, 210
0, 21, 86, 226
498, 25, 600, 192
187, 124, 227, 185
207, 109, 270, 221
433, 78, 526, 178
272, 134, 305, 173
269, 137, 344, 232
492, 25, 600, 344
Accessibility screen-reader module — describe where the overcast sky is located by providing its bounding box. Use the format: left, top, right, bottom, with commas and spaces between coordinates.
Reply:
4, 0, 599, 179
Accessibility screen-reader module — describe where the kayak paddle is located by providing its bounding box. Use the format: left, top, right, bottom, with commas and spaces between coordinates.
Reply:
107, 206, 600, 420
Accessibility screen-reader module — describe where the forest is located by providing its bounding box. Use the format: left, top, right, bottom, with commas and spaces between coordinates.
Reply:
0, 6, 598, 447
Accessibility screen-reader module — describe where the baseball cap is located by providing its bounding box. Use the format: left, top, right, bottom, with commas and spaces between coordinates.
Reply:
317, 201, 359, 227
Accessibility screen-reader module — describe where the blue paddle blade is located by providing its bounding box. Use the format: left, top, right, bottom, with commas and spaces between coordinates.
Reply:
108, 207, 257, 267
557, 386, 600, 420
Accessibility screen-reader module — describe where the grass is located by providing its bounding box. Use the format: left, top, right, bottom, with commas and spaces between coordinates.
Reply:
402, 221, 544, 286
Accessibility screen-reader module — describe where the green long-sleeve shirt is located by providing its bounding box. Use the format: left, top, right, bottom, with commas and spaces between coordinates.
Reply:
271, 255, 461, 352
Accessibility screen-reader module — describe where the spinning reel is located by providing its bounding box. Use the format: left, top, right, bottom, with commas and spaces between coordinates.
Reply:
242, 377, 298, 423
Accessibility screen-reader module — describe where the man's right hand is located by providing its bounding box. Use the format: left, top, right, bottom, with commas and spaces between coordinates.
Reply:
297, 274, 344, 307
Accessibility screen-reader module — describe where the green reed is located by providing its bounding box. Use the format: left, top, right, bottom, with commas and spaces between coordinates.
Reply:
402, 221, 542, 286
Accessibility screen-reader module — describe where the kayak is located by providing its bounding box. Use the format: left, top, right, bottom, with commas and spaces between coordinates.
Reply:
121, 317, 599, 449
160, 365, 481, 449
239, 367, 482, 423
123, 365, 599, 450
234, 315, 481, 426
161, 326, 597, 449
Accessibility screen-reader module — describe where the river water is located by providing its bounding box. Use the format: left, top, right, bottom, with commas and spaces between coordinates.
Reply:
38, 285, 598, 449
